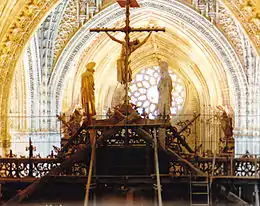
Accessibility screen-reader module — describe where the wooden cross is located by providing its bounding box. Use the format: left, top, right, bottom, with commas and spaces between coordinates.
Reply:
90, 0, 165, 105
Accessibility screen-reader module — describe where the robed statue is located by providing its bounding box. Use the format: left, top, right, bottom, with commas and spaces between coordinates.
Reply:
106, 32, 152, 84
157, 61, 173, 119
216, 105, 234, 153
81, 62, 96, 118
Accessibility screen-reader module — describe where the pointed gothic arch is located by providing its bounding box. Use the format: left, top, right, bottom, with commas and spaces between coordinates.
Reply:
49, 0, 247, 137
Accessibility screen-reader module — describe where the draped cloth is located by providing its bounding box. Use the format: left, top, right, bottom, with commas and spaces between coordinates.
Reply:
157, 61, 173, 118
117, 57, 132, 84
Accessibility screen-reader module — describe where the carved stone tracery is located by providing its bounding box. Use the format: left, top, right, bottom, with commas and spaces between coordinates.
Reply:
53, 0, 101, 69
217, 3, 245, 57
53, 0, 79, 66
221, 0, 259, 54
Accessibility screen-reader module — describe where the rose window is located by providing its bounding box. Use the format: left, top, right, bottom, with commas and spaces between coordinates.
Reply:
129, 66, 185, 118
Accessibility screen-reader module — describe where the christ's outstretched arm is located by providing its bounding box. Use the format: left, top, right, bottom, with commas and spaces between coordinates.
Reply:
106, 32, 124, 45
132, 32, 152, 52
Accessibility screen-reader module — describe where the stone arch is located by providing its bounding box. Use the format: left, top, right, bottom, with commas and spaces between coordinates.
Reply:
0, 0, 61, 144
49, 0, 248, 133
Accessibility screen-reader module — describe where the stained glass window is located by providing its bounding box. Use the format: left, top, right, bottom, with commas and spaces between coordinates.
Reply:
129, 66, 185, 118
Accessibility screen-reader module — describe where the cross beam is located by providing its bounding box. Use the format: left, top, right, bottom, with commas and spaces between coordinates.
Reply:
90, 27, 165, 33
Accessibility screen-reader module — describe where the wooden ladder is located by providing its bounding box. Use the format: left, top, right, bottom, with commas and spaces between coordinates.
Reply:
190, 176, 210, 206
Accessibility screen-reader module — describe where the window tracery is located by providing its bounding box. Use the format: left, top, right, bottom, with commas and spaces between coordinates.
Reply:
129, 66, 185, 118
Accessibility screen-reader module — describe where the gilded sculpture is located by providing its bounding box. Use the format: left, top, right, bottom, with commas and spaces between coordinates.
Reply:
81, 62, 96, 119
106, 32, 152, 84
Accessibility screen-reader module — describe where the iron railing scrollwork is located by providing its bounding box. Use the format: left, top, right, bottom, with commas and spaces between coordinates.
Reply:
0, 124, 259, 179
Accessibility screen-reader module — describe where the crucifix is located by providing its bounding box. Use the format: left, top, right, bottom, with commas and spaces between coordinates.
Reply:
90, 0, 165, 108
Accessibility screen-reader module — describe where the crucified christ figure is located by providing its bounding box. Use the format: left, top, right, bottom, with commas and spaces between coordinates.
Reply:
106, 32, 152, 84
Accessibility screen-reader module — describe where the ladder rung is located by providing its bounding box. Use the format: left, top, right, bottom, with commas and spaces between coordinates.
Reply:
190, 178, 209, 206
192, 192, 208, 195
191, 181, 208, 184
191, 184, 208, 187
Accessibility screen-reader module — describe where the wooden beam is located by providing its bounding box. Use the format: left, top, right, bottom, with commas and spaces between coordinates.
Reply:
167, 148, 205, 176
178, 114, 200, 134
84, 131, 96, 206
170, 127, 194, 153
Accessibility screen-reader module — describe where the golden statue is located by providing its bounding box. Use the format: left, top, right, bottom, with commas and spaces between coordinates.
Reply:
81, 62, 96, 118
106, 32, 152, 84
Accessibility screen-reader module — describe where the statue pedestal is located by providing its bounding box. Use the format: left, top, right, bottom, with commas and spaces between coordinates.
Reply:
158, 128, 166, 149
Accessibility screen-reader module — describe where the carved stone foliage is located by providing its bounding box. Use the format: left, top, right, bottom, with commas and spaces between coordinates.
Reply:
53, 0, 79, 65
53, 0, 102, 67
217, 2, 244, 57
189, 0, 259, 54
222, 0, 259, 55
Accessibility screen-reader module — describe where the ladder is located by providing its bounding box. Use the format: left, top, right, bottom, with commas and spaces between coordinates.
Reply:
190, 176, 210, 206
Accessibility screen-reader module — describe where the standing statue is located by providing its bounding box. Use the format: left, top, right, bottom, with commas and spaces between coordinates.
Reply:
216, 105, 234, 153
106, 32, 152, 84
157, 61, 173, 119
216, 106, 233, 139
81, 62, 96, 118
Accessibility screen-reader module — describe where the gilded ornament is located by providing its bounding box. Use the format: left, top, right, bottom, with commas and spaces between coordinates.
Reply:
9, 30, 23, 42
17, 16, 30, 29
249, 12, 260, 25
225, 0, 260, 52
3, 41, 14, 52
53, 0, 79, 66
241, 0, 255, 11
81, 62, 96, 118
256, 30, 260, 37
24, 4, 38, 16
